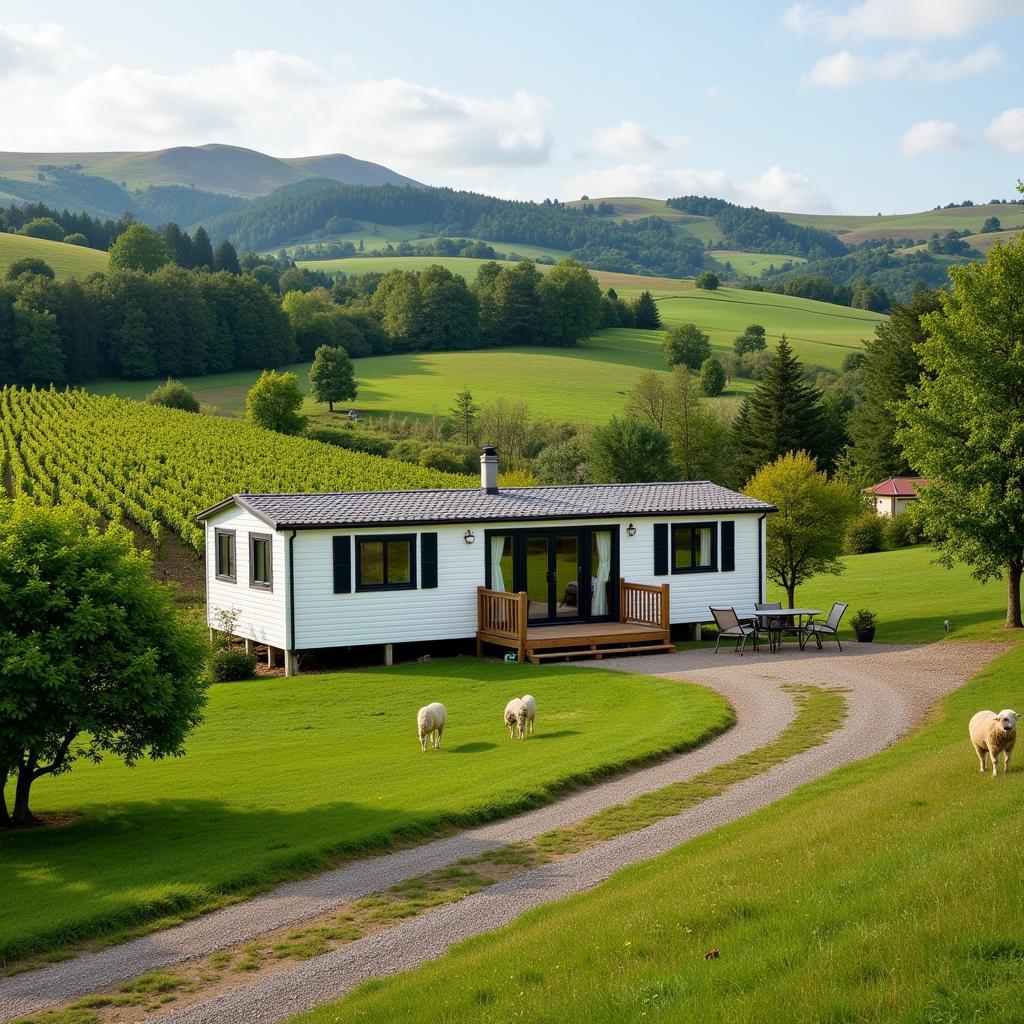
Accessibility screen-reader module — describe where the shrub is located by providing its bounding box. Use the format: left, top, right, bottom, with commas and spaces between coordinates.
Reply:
146, 378, 200, 413
389, 438, 426, 463
419, 444, 470, 474
845, 510, 886, 554
699, 357, 726, 397
884, 513, 923, 548
695, 271, 720, 290
208, 648, 257, 682
17, 217, 64, 241
850, 609, 877, 631
305, 428, 393, 457
63, 233, 90, 247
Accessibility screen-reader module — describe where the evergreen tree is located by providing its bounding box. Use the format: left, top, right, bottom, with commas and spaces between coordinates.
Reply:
449, 387, 479, 445
733, 336, 825, 482
191, 226, 215, 270
161, 222, 195, 268
847, 289, 940, 484
309, 345, 357, 412
113, 302, 157, 379
631, 290, 661, 329
589, 416, 674, 483
214, 239, 241, 275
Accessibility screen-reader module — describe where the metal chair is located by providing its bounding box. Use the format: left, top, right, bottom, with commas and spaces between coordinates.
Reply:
803, 602, 848, 652
754, 600, 783, 653
710, 606, 759, 655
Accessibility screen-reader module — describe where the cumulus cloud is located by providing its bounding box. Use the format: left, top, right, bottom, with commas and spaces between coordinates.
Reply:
986, 107, 1024, 152
578, 120, 689, 160
804, 42, 1003, 86
561, 164, 832, 213
0, 43, 553, 173
784, 0, 1022, 40
0, 21, 90, 76
900, 120, 968, 157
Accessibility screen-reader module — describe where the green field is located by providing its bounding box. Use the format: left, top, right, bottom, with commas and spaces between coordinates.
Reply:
0, 659, 729, 960
295, 645, 1023, 1024
0, 232, 108, 280
89, 284, 882, 421
711, 250, 807, 275
770, 544, 1007, 645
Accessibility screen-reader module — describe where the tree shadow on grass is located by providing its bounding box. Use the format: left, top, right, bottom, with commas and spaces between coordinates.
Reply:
448, 742, 498, 754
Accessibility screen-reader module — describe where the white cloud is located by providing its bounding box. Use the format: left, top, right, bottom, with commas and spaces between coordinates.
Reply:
986, 107, 1024, 152
0, 22, 90, 76
784, 0, 1022, 41
900, 120, 968, 156
804, 42, 1003, 86
578, 120, 690, 159
560, 163, 832, 213
0, 43, 553, 173
739, 165, 833, 212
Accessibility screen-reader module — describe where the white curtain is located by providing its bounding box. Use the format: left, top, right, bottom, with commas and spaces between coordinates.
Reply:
700, 527, 712, 567
490, 535, 508, 592
592, 532, 612, 615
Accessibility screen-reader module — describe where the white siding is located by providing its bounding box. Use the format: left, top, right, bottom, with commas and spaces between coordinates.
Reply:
288, 513, 766, 650
204, 506, 288, 648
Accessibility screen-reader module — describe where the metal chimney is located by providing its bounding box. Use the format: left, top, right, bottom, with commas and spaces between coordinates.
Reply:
480, 445, 499, 494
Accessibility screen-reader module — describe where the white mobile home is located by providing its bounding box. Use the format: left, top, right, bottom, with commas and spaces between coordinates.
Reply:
197, 449, 774, 672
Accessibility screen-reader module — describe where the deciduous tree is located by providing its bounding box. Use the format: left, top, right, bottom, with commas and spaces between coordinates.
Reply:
108, 224, 172, 274
246, 369, 307, 435
589, 416, 674, 483
309, 345, 357, 412
662, 322, 712, 370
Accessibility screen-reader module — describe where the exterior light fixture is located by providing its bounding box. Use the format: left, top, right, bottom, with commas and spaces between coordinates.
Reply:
464, 530, 476, 544
626, 523, 637, 537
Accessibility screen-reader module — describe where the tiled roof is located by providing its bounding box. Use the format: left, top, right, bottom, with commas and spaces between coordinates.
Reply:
868, 477, 929, 497
198, 482, 775, 530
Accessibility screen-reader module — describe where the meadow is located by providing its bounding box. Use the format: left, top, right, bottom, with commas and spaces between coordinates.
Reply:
0, 233, 108, 280
709, 249, 806, 275
292, 644, 1024, 1024
770, 544, 1007, 646
0, 660, 730, 961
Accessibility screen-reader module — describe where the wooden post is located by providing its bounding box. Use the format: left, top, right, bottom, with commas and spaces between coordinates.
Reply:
517, 591, 528, 663
284, 650, 298, 677
267, 645, 278, 669
618, 577, 626, 623
244, 638, 254, 656
660, 583, 671, 632
384, 643, 393, 667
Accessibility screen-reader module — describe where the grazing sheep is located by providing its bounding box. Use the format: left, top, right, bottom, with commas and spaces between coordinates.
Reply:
417, 702, 447, 752
504, 698, 526, 740
521, 694, 536, 737
969, 709, 1017, 776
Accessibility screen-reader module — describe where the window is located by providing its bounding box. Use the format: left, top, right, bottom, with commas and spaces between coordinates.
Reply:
249, 533, 273, 590
356, 534, 417, 591
215, 528, 236, 582
671, 523, 717, 573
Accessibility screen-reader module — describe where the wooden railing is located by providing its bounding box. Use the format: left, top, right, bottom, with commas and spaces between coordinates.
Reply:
619, 579, 670, 630
477, 587, 528, 645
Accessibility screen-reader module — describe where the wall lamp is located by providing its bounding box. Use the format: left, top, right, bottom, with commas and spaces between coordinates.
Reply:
464, 530, 476, 544
626, 523, 637, 537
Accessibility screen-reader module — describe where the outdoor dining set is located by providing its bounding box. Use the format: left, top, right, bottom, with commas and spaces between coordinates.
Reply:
709, 602, 848, 655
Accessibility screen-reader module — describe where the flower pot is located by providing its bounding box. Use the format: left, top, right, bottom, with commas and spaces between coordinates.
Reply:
855, 626, 875, 643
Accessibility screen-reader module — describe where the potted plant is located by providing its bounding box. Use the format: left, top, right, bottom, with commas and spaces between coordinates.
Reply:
851, 609, 876, 643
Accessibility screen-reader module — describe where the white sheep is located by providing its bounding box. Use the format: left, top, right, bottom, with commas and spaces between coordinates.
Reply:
417, 702, 447, 752
521, 694, 536, 737
969, 709, 1017, 776
504, 698, 526, 740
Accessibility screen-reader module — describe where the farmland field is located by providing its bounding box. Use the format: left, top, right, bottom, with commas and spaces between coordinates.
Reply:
0, 232, 108, 280
293, 645, 1024, 1024
710, 250, 806, 275
0, 659, 730, 960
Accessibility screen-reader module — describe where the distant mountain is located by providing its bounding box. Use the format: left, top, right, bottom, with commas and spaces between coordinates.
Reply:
0, 143, 421, 205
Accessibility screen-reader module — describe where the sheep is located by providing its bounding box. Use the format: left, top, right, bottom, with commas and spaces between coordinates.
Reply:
417, 702, 447, 752
969, 709, 1018, 776
520, 694, 536, 737
504, 698, 526, 740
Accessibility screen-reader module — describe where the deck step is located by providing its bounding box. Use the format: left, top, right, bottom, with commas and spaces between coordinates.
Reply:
527, 643, 675, 664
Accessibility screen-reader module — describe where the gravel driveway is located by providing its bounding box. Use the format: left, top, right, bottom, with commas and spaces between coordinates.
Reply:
0, 641, 1002, 1023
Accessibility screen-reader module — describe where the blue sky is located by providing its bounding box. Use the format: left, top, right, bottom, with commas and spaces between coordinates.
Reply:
2, 0, 1023, 212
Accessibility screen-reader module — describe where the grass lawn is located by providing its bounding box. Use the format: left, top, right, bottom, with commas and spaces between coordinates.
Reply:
710, 250, 807, 276
770, 544, 1008, 645
0, 233, 108, 280
0, 659, 730, 962
291, 645, 1024, 1024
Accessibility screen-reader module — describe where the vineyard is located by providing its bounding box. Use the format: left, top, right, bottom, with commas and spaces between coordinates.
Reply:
0, 388, 474, 552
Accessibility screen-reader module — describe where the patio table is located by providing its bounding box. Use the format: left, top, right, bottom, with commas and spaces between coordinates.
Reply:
750, 608, 822, 653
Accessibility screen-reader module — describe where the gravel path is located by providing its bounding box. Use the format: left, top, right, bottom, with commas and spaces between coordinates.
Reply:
0, 642, 1001, 1023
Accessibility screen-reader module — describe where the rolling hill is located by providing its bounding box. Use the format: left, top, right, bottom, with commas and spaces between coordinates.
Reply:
0, 232, 108, 280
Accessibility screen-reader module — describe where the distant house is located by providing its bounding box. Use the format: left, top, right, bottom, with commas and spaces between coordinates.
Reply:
866, 477, 928, 517
197, 448, 774, 673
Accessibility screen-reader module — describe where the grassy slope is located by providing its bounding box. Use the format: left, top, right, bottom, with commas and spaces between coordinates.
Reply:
770, 544, 1007, 645
0, 659, 729, 960
88, 286, 880, 421
710, 250, 806, 275
294, 644, 1024, 1024
0, 233, 108, 280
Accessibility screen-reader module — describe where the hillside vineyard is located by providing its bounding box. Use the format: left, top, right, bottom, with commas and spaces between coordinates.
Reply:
0, 388, 474, 551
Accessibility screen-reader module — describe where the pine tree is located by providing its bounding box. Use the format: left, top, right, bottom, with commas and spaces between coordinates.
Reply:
733, 335, 825, 483
449, 387, 479, 445
191, 227, 215, 271
214, 240, 241, 275
631, 290, 661, 329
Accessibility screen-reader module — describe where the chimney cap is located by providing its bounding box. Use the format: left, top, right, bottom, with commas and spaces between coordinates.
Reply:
481, 445, 498, 458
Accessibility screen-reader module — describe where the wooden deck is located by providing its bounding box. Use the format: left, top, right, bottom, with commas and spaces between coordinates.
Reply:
477, 579, 674, 664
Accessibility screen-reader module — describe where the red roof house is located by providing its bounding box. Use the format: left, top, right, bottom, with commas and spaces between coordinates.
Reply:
865, 477, 929, 517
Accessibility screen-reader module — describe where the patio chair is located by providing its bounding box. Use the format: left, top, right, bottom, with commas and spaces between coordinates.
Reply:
754, 600, 784, 652
710, 606, 759, 655
803, 602, 848, 652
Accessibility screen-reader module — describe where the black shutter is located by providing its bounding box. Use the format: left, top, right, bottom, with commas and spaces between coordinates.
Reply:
332, 535, 351, 593
654, 523, 668, 576
421, 532, 438, 589
721, 521, 735, 572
